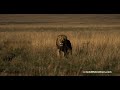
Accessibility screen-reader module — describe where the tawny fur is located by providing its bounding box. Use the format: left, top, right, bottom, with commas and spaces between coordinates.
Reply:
56, 35, 72, 58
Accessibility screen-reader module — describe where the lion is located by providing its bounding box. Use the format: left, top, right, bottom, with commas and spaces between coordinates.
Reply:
56, 35, 72, 58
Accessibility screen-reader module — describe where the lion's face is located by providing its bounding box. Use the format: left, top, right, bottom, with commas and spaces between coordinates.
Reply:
56, 35, 67, 47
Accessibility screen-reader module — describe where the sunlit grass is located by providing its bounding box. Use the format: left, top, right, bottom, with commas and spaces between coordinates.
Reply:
0, 26, 120, 76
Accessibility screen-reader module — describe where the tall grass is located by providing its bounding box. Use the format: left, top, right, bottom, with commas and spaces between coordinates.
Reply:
0, 27, 120, 76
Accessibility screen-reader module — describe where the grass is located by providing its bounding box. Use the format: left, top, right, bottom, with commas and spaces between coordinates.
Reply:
0, 25, 120, 76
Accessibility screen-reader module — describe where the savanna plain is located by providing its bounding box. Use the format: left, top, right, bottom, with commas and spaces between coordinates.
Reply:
0, 14, 120, 76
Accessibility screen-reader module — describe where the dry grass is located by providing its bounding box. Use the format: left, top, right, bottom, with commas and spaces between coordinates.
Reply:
0, 26, 120, 76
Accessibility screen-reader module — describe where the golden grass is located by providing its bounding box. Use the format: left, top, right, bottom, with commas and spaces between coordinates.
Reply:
0, 26, 120, 76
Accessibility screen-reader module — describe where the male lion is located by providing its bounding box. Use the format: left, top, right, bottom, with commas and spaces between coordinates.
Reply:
56, 35, 72, 58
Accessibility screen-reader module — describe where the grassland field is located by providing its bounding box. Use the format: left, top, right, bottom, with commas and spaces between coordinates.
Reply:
0, 23, 120, 76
